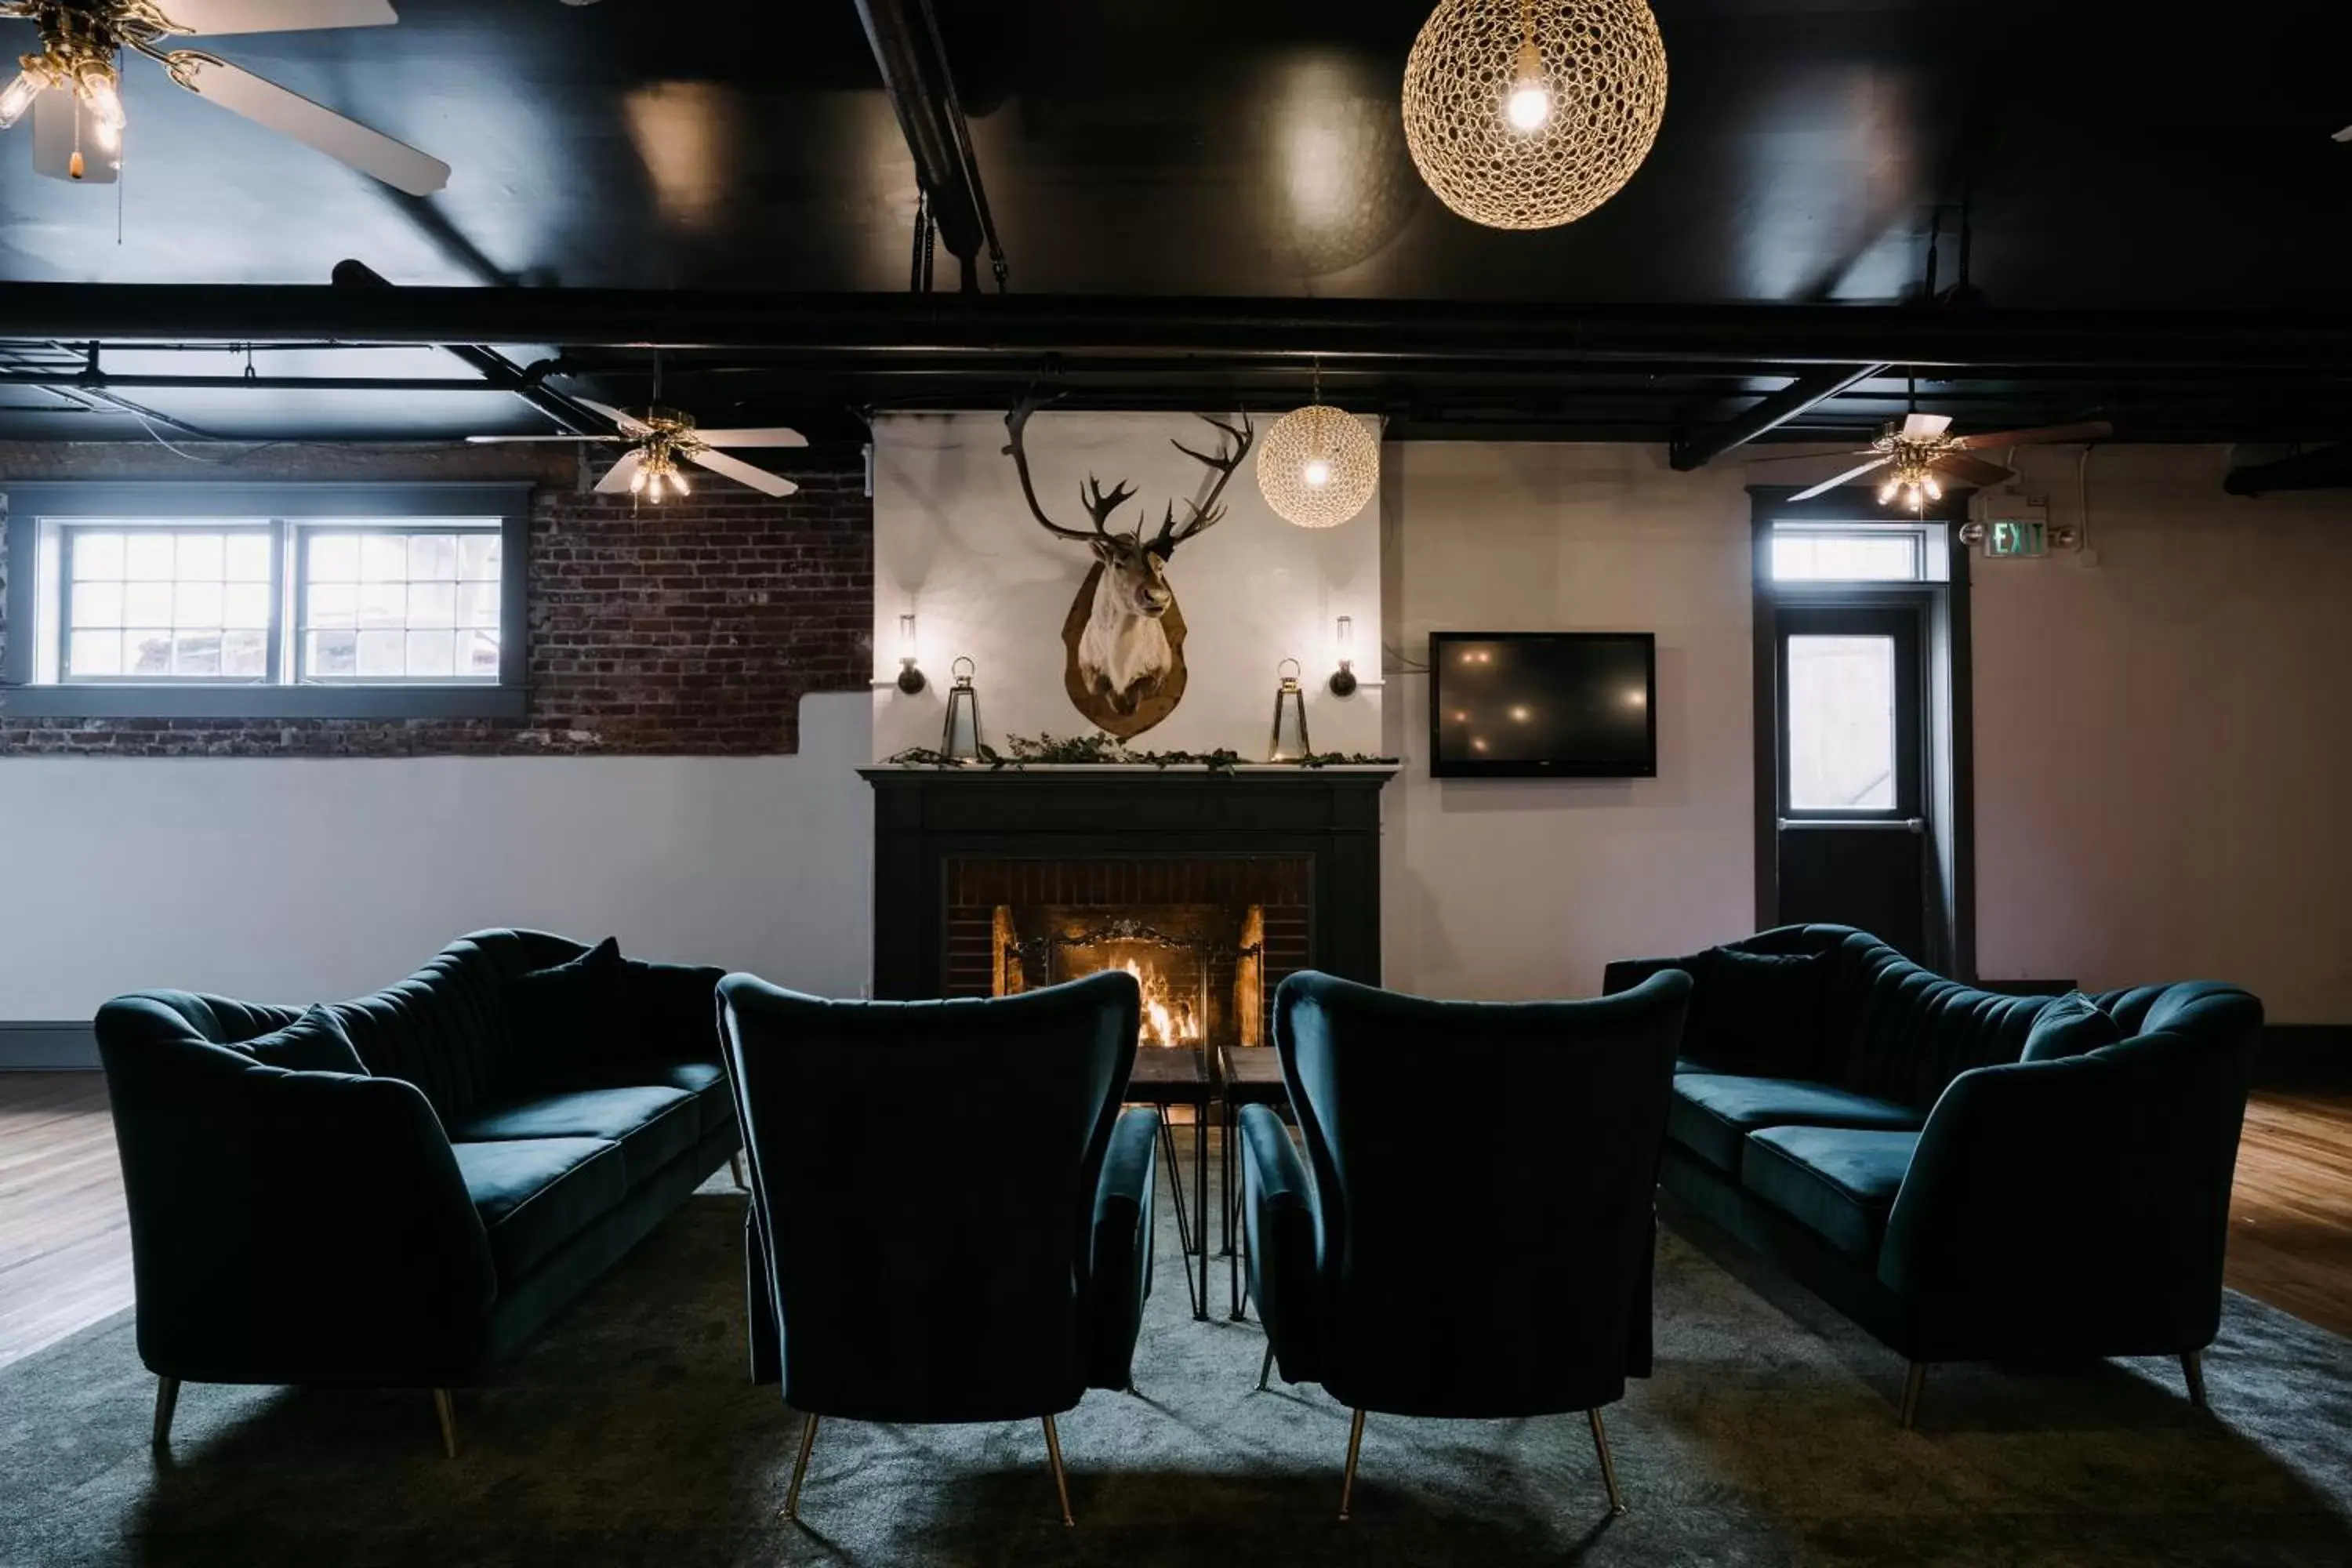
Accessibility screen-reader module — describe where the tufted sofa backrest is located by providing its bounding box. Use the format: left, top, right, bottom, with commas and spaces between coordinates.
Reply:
113, 929, 593, 1125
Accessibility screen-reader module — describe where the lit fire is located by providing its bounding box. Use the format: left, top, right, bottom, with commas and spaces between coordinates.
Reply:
1117, 958, 1196, 1048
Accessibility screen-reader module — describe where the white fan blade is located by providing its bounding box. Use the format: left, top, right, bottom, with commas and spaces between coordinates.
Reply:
165, 53, 448, 196
595, 451, 645, 495
692, 427, 809, 448
2336, 125, 2352, 142
576, 398, 653, 436
31, 88, 119, 183
688, 448, 798, 497
465, 434, 621, 445
1900, 412, 1952, 437
148, 0, 397, 35
1787, 456, 1892, 503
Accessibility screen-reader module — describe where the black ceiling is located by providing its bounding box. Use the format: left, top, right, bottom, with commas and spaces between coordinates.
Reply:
0, 0, 2347, 448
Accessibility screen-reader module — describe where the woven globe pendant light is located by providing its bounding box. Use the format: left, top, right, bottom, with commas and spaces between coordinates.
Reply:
1402, 0, 1668, 231
1258, 404, 1379, 529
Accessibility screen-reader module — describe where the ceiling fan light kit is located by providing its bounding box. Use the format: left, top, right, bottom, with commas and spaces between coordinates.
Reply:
1401, 0, 1668, 231
1770, 412, 2116, 513
0, 0, 447, 193
471, 397, 808, 502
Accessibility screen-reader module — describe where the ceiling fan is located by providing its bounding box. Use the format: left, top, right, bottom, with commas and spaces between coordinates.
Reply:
1761, 412, 2114, 510
470, 401, 809, 501
0, 0, 447, 194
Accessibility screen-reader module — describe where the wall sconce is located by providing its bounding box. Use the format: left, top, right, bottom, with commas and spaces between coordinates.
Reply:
1269, 658, 1312, 761
895, 613, 927, 693
1328, 614, 1358, 696
940, 656, 982, 761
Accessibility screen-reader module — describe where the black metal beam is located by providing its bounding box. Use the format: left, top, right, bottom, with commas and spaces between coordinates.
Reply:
0, 372, 520, 393
1670, 363, 1891, 470
853, 0, 1003, 293
2223, 442, 2352, 495
329, 260, 610, 436
3, 288, 2350, 372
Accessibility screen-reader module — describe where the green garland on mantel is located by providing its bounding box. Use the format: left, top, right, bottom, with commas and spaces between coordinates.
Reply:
886, 731, 1396, 775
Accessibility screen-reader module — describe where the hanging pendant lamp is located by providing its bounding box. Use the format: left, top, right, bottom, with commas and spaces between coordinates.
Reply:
1259, 368, 1379, 529
1401, 0, 1668, 231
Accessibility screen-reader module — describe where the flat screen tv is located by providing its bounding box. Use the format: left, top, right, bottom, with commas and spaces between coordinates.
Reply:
1428, 631, 1657, 778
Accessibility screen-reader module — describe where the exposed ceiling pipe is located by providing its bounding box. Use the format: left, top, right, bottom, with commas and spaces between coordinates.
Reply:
1670, 363, 1892, 470
854, 0, 1006, 294
5, 287, 2350, 372
329, 260, 610, 436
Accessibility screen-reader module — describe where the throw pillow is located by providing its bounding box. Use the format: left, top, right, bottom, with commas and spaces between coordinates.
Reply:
510, 936, 630, 1065
232, 1004, 368, 1075
1681, 948, 1830, 1077
2020, 991, 2123, 1063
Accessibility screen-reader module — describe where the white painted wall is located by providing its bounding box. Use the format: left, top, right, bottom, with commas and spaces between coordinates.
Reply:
0, 692, 874, 1020
869, 411, 1384, 760
1380, 443, 1759, 1000
1971, 446, 2352, 1022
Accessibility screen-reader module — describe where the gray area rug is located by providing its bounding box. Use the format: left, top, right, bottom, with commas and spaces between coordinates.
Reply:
5, 1167, 2350, 1567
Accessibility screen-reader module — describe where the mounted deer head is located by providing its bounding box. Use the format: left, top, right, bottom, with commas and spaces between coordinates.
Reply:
1004, 397, 1254, 736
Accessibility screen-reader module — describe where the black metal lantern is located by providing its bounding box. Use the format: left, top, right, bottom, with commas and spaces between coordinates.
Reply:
1268, 658, 1312, 761
941, 655, 982, 761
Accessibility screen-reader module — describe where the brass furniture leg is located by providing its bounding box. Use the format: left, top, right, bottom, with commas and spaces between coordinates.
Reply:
151, 1376, 180, 1450
431, 1388, 459, 1459
1587, 1408, 1626, 1516
1042, 1414, 1075, 1527
1338, 1408, 1367, 1521
782, 1414, 819, 1522
2182, 1349, 2208, 1410
1899, 1362, 1926, 1430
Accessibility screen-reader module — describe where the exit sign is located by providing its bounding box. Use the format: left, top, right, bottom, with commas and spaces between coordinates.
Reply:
1984, 519, 2048, 558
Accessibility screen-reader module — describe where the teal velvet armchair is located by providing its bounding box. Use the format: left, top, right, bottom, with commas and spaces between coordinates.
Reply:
718, 969, 1158, 1528
1605, 925, 2263, 1425
1241, 968, 1692, 1519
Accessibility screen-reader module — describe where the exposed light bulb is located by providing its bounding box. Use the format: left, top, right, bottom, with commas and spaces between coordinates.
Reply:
1878, 479, 1899, 504
629, 463, 650, 494
90, 111, 118, 154
1301, 456, 1332, 488
78, 71, 122, 133
0, 70, 40, 130
670, 466, 690, 496
1505, 38, 1550, 132
1924, 475, 1943, 501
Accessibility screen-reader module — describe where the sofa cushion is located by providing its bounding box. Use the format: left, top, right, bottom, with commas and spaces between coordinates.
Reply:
1741, 1126, 1919, 1262
231, 1004, 367, 1075
1669, 1073, 1924, 1174
539, 1058, 733, 1139
453, 1136, 628, 1282
508, 938, 720, 1072
449, 1085, 699, 1189
1682, 949, 1831, 1077
2020, 992, 2124, 1063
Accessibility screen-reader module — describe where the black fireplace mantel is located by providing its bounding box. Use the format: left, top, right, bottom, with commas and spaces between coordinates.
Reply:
859, 764, 1396, 1001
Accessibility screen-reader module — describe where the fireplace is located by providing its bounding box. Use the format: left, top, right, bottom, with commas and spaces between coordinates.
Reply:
860, 766, 1396, 1031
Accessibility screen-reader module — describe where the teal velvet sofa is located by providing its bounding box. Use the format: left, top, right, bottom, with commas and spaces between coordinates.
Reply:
1603, 924, 2263, 1426
95, 929, 739, 1456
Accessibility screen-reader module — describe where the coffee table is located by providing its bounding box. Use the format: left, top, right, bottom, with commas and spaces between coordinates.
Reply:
1126, 1049, 1213, 1320
1218, 1044, 1290, 1321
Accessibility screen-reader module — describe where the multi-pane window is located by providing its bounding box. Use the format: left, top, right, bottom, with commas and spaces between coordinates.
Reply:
1769, 526, 1925, 583
299, 529, 503, 682
64, 528, 275, 681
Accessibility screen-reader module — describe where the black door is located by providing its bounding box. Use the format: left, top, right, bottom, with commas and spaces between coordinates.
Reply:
1773, 605, 1929, 958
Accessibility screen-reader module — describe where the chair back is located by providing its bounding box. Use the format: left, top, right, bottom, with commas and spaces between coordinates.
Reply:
719, 970, 1139, 1423
1275, 968, 1690, 1417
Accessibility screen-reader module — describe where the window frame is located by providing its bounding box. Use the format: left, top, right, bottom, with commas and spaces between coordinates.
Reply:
291, 523, 509, 688
3, 481, 530, 720
1766, 522, 1929, 585
57, 520, 286, 687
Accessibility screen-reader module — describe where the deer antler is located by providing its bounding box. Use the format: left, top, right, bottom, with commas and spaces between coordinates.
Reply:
1152, 413, 1254, 554
1004, 392, 1118, 542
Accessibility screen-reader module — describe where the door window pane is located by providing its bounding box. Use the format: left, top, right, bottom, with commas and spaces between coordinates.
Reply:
1787, 635, 1896, 810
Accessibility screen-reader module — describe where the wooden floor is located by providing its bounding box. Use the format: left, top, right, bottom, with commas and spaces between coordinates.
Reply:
0, 1073, 132, 1370
0, 1076, 2347, 1367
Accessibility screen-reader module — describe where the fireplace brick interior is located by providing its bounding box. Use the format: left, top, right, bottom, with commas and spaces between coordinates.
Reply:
944, 856, 1310, 1053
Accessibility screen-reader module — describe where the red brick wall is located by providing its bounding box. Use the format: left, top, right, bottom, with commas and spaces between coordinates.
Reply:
0, 448, 873, 757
